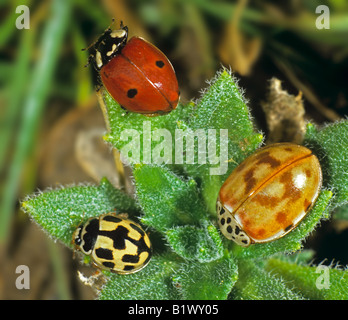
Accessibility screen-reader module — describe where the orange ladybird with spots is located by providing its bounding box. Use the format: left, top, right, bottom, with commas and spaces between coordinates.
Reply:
216, 143, 322, 247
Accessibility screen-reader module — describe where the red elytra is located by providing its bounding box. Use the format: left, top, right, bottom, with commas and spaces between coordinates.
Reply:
100, 36, 179, 115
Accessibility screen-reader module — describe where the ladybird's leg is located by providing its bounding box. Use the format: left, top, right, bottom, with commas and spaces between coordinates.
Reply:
77, 269, 105, 288
83, 54, 93, 67
93, 71, 103, 92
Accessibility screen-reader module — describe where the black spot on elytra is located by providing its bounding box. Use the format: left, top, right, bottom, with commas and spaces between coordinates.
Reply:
127, 88, 138, 98
82, 218, 99, 253
129, 223, 145, 236
123, 265, 135, 271
220, 218, 225, 226
102, 215, 122, 223
156, 60, 165, 68
122, 254, 140, 263
227, 226, 233, 234
95, 247, 113, 260
102, 261, 115, 269
98, 225, 151, 255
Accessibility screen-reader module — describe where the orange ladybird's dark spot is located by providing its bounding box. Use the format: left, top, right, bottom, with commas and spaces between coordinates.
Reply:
285, 147, 293, 152
256, 152, 281, 168
276, 211, 287, 224
280, 173, 302, 201
244, 169, 257, 194
253, 193, 279, 208
280, 170, 292, 184
305, 169, 312, 178
282, 183, 302, 201
255, 228, 266, 238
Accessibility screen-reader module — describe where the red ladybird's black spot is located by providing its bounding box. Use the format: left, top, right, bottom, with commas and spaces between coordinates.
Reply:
155, 60, 165, 68
127, 88, 138, 98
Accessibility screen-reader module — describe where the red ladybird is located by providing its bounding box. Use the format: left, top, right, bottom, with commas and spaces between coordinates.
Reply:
87, 22, 179, 115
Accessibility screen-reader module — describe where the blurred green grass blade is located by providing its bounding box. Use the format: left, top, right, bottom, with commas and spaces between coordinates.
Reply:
0, 0, 72, 244
71, 25, 93, 105
0, 0, 30, 48
0, 29, 34, 171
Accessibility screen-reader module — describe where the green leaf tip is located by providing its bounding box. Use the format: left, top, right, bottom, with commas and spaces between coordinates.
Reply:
305, 120, 348, 210
265, 258, 348, 300
21, 178, 139, 246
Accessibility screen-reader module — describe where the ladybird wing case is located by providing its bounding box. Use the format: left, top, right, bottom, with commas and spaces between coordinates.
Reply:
121, 37, 179, 107
218, 143, 322, 244
219, 143, 315, 214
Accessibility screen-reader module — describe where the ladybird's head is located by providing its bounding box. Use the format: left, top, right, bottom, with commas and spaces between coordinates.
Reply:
72, 224, 83, 249
88, 23, 129, 71
72, 217, 99, 255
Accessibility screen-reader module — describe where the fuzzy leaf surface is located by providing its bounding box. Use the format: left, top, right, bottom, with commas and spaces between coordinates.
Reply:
230, 259, 304, 300
265, 258, 348, 299
133, 164, 207, 231
166, 222, 223, 262
21, 178, 139, 246
173, 253, 238, 300
305, 121, 348, 210
185, 70, 263, 213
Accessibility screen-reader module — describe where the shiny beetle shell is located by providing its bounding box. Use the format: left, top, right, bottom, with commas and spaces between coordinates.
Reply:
72, 213, 152, 274
217, 143, 322, 247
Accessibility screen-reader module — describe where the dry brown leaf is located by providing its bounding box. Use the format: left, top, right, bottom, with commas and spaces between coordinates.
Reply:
261, 78, 306, 144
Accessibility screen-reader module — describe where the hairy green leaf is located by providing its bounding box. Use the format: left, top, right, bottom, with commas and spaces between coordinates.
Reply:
265, 258, 348, 300
305, 121, 348, 210
134, 164, 207, 231
173, 253, 238, 300
21, 178, 139, 246
230, 259, 304, 300
166, 222, 223, 262
185, 69, 263, 213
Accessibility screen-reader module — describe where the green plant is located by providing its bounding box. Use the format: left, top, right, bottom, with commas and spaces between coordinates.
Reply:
22, 69, 348, 300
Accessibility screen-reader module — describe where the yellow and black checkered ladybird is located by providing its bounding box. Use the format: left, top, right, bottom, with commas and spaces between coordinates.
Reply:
72, 213, 152, 274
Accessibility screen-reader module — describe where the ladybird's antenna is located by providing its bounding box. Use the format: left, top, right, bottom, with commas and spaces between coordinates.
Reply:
81, 18, 117, 52
81, 42, 94, 52
107, 18, 116, 31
